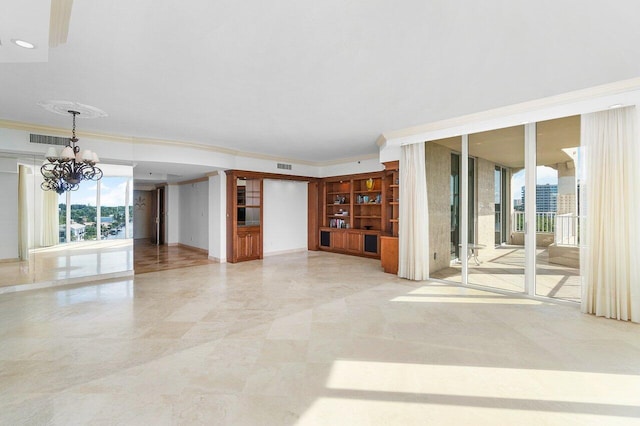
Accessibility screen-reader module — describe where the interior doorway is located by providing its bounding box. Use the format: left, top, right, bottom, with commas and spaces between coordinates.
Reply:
149, 186, 165, 245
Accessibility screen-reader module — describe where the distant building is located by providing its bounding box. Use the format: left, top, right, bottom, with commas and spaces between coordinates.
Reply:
60, 223, 86, 242
520, 184, 558, 212
513, 199, 524, 212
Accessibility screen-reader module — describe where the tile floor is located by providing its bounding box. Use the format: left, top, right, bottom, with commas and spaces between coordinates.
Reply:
0, 240, 133, 289
0, 238, 211, 290
134, 239, 216, 275
0, 251, 638, 425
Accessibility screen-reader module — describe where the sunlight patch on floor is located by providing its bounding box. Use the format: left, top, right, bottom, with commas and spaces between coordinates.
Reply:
391, 285, 543, 304
324, 360, 640, 406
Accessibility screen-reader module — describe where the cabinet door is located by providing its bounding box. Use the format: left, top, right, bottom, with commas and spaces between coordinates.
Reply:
249, 231, 261, 258
380, 236, 398, 274
236, 227, 261, 261
346, 231, 363, 253
331, 231, 347, 251
236, 233, 251, 260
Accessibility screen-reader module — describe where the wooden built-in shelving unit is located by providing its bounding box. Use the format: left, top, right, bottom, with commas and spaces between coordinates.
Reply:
318, 171, 386, 258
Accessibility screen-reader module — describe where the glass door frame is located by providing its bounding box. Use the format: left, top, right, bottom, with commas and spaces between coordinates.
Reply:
524, 123, 537, 297
454, 125, 538, 295
494, 165, 508, 246
450, 152, 476, 261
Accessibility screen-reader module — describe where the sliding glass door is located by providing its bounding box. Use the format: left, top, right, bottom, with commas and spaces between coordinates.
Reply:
426, 116, 583, 303
466, 126, 525, 292
534, 116, 582, 302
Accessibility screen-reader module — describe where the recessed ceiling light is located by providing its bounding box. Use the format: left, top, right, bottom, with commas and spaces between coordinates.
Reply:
11, 39, 36, 49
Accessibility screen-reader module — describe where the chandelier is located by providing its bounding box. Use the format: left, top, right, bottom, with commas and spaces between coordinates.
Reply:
41, 110, 103, 194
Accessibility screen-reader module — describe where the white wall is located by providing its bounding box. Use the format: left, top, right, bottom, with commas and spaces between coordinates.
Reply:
133, 190, 152, 239
178, 180, 209, 250
263, 179, 308, 256
0, 158, 18, 260
165, 184, 180, 245
319, 157, 383, 177
208, 173, 226, 262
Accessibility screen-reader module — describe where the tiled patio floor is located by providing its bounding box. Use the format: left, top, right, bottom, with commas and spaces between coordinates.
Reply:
429, 245, 580, 303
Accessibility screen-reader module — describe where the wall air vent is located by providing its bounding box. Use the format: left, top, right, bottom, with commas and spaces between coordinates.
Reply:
30, 133, 69, 146
277, 163, 292, 170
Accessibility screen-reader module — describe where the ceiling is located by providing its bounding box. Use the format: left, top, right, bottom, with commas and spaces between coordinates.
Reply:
432, 115, 580, 168
1, 1, 640, 164
133, 162, 219, 187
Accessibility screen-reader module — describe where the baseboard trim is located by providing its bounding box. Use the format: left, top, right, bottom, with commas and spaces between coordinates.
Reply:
263, 248, 307, 257
177, 243, 208, 254
208, 256, 227, 263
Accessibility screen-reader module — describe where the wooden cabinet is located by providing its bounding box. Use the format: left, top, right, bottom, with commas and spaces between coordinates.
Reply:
226, 171, 263, 263
381, 235, 399, 274
381, 161, 400, 273
319, 227, 380, 258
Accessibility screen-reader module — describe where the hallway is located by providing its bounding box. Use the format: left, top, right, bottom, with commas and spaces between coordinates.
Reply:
134, 239, 215, 275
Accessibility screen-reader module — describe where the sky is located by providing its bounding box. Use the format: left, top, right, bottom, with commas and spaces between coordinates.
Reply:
60, 176, 132, 207
510, 166, 558, 201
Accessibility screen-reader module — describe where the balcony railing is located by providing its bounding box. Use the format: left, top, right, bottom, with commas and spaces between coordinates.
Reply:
555, 213, 580, 246
511, 211, 580, 246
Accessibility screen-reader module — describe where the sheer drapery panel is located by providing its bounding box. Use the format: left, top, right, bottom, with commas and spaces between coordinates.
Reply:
398, 142, 429, 280
581, 106, 640, 322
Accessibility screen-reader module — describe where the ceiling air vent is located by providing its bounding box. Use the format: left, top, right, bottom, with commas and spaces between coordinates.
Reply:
277, 162, 292, 170
30, 133, 69, 146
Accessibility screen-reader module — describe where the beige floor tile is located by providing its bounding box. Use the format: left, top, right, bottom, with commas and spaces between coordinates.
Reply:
0, 251, 638, 425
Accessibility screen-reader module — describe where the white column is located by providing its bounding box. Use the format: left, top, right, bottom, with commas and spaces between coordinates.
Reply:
208, 172, 227, 262
96, 180, 101, 240
125, 178, 131, 239
524, 123, 537, 296
461, 134, 469, 285
65, 191, 71, 243
166, 184, 180, 245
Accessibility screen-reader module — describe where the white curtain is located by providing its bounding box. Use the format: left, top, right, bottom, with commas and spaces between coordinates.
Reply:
398, 142, 429, 280
581, 106, 640, 323
41, 189, 59, 247
17, 165, 29, 260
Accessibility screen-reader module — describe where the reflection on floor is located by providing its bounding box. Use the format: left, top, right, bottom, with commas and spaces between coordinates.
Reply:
134, 239, 215, 275
429, 245, 581, 302
1, 251, 638, 425
0, 240, 133, 289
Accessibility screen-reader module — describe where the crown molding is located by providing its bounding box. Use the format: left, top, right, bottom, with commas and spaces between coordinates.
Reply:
317, 152, 379, 166
0, 119, 379, 168
175, 176, 209, 186
382, 76, 640, 146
